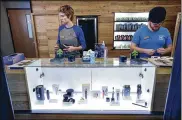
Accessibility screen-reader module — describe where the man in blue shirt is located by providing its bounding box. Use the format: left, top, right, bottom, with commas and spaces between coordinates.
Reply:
55, 5, 86, 57
130, 7, 172, 58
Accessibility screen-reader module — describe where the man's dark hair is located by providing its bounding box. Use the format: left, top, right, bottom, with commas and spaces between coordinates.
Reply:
148, 6, 166, 23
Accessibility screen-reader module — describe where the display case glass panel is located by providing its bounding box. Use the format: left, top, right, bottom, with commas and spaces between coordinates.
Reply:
25, 58, 156, 114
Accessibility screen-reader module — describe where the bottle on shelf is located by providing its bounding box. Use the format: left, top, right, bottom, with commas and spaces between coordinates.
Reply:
116, 24, 120, 31
124, 23, 127, 31
130, 35, 133, 40
121, 35, 124, 40
123, 35, 127, 41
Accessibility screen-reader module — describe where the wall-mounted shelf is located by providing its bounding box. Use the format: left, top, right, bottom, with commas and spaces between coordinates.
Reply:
114, 30, 136, 32
114, 40, 131, 41
114, 21, 148, 22
113, 12, 149, 50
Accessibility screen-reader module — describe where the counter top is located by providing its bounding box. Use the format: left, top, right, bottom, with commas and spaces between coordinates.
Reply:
25, 58, 155, 68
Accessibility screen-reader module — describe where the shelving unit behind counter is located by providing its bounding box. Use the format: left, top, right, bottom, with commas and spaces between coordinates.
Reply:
113, 12, 149, 50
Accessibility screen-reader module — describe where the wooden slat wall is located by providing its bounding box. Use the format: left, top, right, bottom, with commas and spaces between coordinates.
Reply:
32, 1, 180, 58
6, 71, 30, 110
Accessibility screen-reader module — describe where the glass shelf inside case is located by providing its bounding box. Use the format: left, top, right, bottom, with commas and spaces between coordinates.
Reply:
25, 58, 156, 114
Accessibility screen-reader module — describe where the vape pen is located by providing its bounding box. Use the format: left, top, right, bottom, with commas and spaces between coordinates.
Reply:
112, 87, 114, 98
137, 84, 142, 99
105, 88, 108, 96
111, 87, 115, 102
117, 92, 119, 101
46, 90, 50, 100
85, 89, 87, 99
132, 103, 147, 108
102, 90, 105, 99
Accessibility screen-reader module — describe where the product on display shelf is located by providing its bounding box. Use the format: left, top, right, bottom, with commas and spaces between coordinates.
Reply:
90, 50, 95, 64
121, 35, 124, 40
116, 24, 119, 31
123, 36, 127, 41
102, 90, 105, 99
111, 87, 115, 102
120, 45, 123, 49
125, 35, 128, 41
66, 89, 74, 97
82, 84, 90, 98
127, 35, 131, 41
63, 89, 75, 104
128, 17, 132, 21
52, 84, 59, 95
92, 91, 100, 98
102, 86, 108, 96
127, 24, 129, 30
137, 84, 142, 99
128, 23, 132, 30
106, 97, 110, 102
95, 43, 105, 58
33, 85, 45, 101
116, 89, 120, 101
132, 102, 148, 108
46, 90, 50, 100
85, 89, 87, 99
123, 44, 127, 49
130, 35, 133, 40
122, 85, 131, 97
124, 23, 127, 30
119, 55, 127, 62
78, 97, 87, 104
68, 55, 76, 62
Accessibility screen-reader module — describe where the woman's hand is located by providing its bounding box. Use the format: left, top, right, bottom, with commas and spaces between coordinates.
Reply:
63, 46, 76, 52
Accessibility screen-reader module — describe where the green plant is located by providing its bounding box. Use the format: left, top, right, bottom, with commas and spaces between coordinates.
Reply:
57, 49, 63, 57
132, 50, 138, 59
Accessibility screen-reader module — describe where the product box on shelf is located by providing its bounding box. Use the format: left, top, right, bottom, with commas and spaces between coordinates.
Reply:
3, 53, 25, 65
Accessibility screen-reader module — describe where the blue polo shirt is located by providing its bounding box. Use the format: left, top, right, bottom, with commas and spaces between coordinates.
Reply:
132, 25, 172, 58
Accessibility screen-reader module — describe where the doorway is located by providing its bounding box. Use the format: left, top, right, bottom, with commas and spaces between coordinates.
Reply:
76, 16, 98, 51
7, 9, 36, 58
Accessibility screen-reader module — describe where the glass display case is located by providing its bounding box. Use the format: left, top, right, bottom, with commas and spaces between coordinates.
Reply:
113, 12, 149, 50
25, 58, 156, 114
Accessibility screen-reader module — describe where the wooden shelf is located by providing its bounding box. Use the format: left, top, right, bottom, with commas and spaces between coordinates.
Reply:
114, 30, 136, 32
114, 21, 148, 22
114, 40, 131, 41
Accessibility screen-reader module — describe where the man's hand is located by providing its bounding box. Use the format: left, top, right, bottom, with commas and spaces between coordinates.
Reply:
144, 49, 155, 55
157, 48, 166, 55
63, 46, 76, 52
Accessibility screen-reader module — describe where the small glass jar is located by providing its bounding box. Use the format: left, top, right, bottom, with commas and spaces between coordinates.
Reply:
68, 55, 75, 62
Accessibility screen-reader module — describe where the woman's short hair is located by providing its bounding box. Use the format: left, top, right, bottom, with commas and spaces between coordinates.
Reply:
59, 5, 74, 21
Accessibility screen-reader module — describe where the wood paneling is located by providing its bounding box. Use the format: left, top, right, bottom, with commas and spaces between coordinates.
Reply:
15, 114, 163, 120
152, 74, 170, 111
171, 12, 181, 56
6, 72, 30, 110
31, 0, 181, 58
